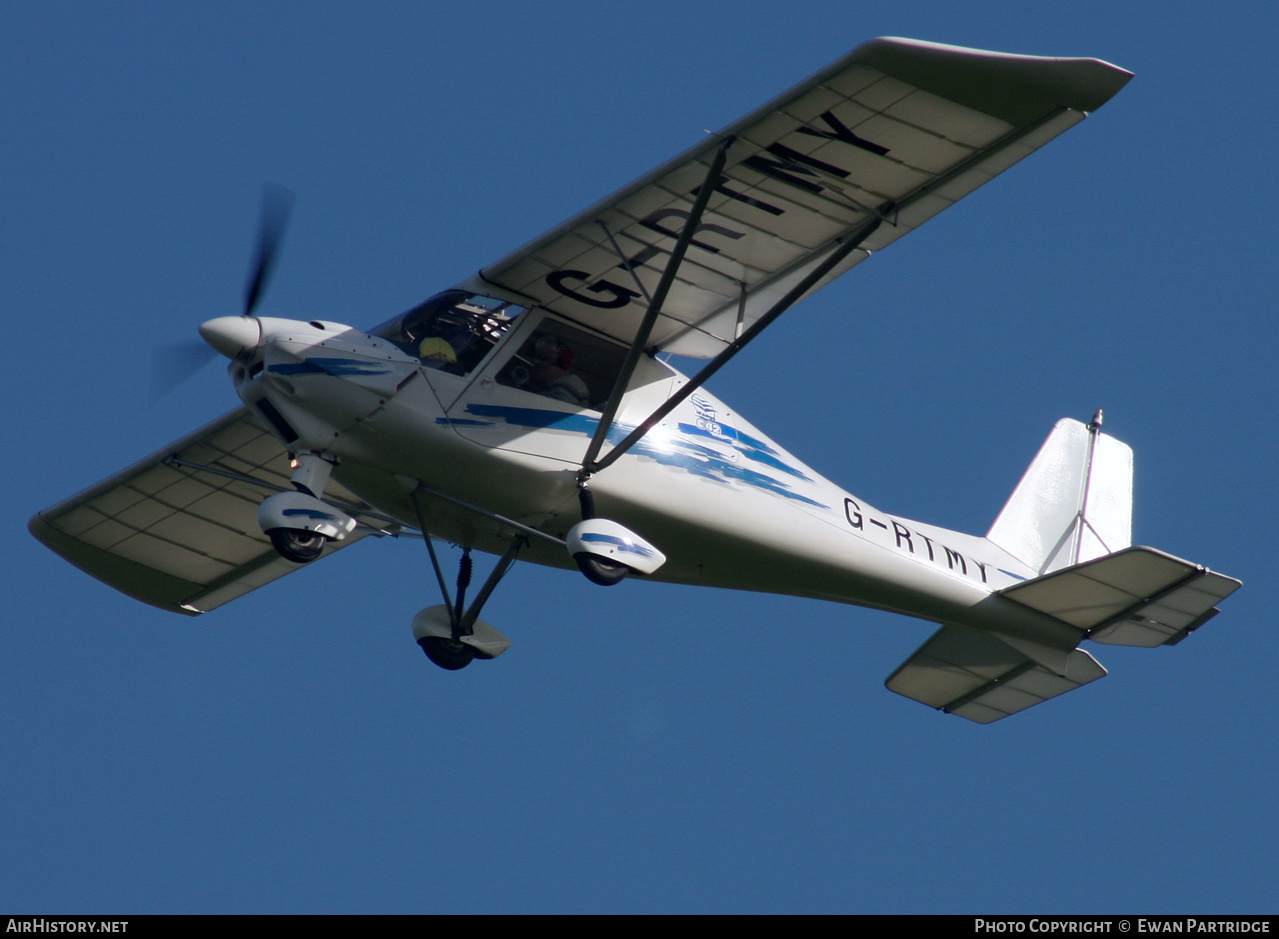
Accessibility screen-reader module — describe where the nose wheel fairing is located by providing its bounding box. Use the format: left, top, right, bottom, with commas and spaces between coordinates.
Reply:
406, 497, 524, 671
411, 605, 512, 665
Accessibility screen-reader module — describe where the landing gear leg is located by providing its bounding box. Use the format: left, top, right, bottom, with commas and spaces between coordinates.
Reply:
419, 546, 476, 670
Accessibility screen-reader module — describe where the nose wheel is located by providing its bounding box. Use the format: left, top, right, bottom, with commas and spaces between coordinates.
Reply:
417, 635, 476, 671
409, 491, 519, 671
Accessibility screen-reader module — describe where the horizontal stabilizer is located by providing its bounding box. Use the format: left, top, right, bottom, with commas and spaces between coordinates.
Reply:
887, 625, 1106, 723
999, 546, 1241, 647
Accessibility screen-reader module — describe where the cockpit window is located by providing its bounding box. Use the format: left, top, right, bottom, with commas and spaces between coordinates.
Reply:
372, 290, 525, 376
495, 318, 627, 411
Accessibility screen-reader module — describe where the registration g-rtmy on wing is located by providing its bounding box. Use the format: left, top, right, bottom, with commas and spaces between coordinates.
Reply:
30, 38, 1240, 723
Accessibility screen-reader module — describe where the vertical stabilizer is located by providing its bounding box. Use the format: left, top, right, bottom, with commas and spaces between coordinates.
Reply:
987, 414, 1132, 575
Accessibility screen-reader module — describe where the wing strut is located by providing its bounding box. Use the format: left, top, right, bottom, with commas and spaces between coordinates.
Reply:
580, 136, 734, 473
596, 220, 654, 306
410, 480, 566, 548
162, 454, 410, 532
580, 207, 887, 479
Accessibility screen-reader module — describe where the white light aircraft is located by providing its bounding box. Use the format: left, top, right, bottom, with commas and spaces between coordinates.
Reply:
31, 38, 1241, 723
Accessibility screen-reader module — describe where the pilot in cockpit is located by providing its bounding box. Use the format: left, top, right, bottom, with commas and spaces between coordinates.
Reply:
391, 293, 523, 375
415, 335, 458, 368
399, 313, 460, 369
530, 335, 590, 407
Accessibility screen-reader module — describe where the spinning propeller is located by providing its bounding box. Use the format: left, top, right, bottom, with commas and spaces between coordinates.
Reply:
149, 184, 295, 399
240, 182, 294, 321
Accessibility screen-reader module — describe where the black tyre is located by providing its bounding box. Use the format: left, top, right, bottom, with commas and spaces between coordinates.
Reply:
267, 527, 326, 563
574, 552, 630, 587
418, 636, 476, 671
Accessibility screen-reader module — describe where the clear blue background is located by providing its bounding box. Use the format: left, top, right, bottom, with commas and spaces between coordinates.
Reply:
4, 0, 1275, 913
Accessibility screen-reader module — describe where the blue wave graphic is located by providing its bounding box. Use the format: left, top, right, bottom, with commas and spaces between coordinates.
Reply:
675, 422, 811, 480
579, 532, 659, 559
282, 507, 339, 521
269, 358, 393, 377
449, 404, 828, 509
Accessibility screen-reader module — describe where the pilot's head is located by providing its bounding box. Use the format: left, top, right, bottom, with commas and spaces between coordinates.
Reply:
418, 336, 457, 364
533, 335, 573, 373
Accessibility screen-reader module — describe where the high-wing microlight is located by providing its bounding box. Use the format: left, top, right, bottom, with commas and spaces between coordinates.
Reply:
31, 39, 1240, 722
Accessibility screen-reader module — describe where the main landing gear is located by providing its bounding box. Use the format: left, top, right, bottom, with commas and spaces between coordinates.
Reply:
404, 481, 666, 672
574, 553, 630, 587
258, 451, 357, 564
566, 485, 666, 587
267, 527, 326, 563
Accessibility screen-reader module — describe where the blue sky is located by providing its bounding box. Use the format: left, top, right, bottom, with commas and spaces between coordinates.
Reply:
4, 0, 1276, 913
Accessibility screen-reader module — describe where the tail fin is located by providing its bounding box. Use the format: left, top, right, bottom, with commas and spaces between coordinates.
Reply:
987, 412, 1132, 575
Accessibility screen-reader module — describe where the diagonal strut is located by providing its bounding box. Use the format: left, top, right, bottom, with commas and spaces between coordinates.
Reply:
580, 136, 735, 473
584, 206, 888, 477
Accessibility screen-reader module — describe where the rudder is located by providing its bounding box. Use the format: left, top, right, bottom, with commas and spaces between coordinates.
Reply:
987, 412, 1132, 576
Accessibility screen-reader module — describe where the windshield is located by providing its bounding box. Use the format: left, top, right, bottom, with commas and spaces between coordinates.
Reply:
372, 290, 525, 376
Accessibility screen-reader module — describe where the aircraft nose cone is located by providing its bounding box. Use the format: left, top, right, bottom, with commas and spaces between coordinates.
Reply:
199, 316, 262, 359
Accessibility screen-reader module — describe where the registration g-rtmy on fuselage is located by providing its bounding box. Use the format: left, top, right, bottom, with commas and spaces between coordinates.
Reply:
30, 38, 1240, 723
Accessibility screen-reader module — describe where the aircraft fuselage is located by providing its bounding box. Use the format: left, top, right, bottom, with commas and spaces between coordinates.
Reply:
226, 315, 1083, 661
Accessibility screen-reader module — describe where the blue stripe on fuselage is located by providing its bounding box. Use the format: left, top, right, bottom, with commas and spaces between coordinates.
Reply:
444, 404, 827, 508
269, 358, 393, 377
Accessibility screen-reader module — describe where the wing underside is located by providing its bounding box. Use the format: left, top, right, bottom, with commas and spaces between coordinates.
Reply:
29, 408, 396, 615
478, 38, 1132, 357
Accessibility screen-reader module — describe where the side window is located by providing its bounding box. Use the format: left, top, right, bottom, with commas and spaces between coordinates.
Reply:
495, 319, 627, 411
372, 291, 524, 376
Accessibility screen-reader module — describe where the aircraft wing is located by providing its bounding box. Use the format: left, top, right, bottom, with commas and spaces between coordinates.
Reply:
477, 37, 1132, 357
886, 625, 1106, 724
29, 408, 397, 616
